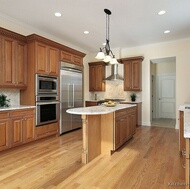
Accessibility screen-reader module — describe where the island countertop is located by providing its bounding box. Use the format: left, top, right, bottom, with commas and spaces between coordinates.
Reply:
66, 104, 136, 115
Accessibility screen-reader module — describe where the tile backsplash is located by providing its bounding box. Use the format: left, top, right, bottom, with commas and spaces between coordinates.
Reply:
90, 80, 142, 102
0, 89, 20, 106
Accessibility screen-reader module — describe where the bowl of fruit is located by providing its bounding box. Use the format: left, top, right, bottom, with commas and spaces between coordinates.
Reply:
102, 100, 117, 107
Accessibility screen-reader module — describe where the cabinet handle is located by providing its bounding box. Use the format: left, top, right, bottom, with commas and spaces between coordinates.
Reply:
182, 163, 185, 169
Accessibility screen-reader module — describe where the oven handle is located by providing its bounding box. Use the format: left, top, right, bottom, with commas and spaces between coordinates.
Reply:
36, 101, 59, 105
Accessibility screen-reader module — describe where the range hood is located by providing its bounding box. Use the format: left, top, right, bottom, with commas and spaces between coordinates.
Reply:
104, 64, 124, 81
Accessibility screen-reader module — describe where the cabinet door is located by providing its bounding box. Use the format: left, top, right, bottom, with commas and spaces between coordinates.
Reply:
15, 41, 27, 87
11, 117, 23, 147
23, 115, 35, 143
124, 62, 132, 91
115, 120, 121, 149
48, 46, 59, 76
89, 65, 96, 91
89, 63, 105, 92
0, 118, 10, 151
35, 42, 48, 74
73, 55, 82, 65
1, 36, 15, 86
131, 60, 141, 90
61, 50, 73, 63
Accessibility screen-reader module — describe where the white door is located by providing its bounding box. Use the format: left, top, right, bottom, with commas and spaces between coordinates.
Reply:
157, 74, 176, 118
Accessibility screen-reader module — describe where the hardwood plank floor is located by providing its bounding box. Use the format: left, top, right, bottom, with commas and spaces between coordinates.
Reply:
0, 126, 185, 189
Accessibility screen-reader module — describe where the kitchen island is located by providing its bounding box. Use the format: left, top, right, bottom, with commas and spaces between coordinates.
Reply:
67, 104, 136, 164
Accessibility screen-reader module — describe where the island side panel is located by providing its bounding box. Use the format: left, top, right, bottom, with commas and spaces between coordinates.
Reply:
81, 114, 101, 164
101, 112, 115, 155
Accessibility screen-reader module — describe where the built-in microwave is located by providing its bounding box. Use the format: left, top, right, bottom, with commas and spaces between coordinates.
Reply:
36, 74, 58, 95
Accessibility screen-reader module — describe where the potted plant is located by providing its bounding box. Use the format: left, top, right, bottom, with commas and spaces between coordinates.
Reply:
130, 93, 136, 102
0, 94, 10, 107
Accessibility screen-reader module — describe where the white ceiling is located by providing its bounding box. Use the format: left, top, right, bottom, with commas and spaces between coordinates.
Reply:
0, 0, 190, 53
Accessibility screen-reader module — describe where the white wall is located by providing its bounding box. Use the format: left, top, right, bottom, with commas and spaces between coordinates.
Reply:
1, 14, 190, 128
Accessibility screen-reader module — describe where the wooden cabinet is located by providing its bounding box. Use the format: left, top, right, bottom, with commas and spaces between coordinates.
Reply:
61, 50, 83, 66
0, 36, 27, 88
0, 108, 35, 151
185, 139, 190, 188
121, 56, 144, 91
115, 107, 136, 150
179, 111, 185, 153
85, 101, 99, 107
10, 109, 35, 147
89, 62, 106, 91
0, 111, 10, 151
121, 102, 142, 126
35, 42, 59, 76
36, 122, 59, 139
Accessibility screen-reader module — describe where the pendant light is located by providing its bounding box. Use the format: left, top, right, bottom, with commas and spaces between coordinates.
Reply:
95, 9, 119, 64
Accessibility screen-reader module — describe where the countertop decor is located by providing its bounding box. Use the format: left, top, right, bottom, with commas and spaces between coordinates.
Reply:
0, 94, 10, 107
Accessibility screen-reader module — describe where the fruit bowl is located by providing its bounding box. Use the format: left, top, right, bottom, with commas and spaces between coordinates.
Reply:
102, 101, 117, 107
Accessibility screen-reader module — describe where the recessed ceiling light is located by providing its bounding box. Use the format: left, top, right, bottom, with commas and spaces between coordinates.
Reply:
84, 31, 89, 34
164, 30, 170, 34
55, 12, 61, 17
158, 10, 166, 15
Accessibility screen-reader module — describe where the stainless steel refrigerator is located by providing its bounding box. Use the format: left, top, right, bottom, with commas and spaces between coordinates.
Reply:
60, 62, 83, 134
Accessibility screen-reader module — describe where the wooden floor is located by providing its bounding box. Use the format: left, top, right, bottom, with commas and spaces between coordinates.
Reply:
0, 126, 185, 189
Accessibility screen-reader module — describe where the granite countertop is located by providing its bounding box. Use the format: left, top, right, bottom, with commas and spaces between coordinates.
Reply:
0, 105, 36, 111
183, 109, 190, 138
66, 104, 136, 115
121, 101, 142, 104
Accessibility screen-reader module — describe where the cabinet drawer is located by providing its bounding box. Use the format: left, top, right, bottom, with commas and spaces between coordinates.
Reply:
0, 111, 10, 118
10, 108, 35, 117
115, 109, 127, 119
127, 107, 136, 113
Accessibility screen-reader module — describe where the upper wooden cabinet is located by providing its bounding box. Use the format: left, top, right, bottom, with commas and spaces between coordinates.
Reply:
0, 34, 27, 89
88, 61, 106, 91
120, 56, 144, 91
35, 42, 59, 76
61, 50, 83, 66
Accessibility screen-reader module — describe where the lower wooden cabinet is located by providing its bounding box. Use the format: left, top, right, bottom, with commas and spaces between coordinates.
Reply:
115, 107, 136, 150
0, 116, 10, 151
0, 108, 35, 152
36, 122, 59, 139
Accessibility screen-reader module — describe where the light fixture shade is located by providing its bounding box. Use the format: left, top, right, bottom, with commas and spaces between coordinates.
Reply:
110, 57, 119, 64
95, 51, 105, 59
103, 55, 112, 62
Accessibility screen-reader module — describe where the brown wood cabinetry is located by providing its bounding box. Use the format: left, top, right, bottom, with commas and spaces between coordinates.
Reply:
179, 111, 185, 153
10, 109, 35, 147
120, 56, 144, 91
0, 35, 27, 88
89, 62, 106, 91
35, 42, 59, 76
0, 111, 10, 151
36, 122, 59, 139
85, 101, 98, 107
61, 50, 83, 66
0, 108, 35, 152
121, 102, 142, 126
115, 107, 136, 150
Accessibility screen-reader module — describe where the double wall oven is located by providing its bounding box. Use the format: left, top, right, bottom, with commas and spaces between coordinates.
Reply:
36, 74, 59, 126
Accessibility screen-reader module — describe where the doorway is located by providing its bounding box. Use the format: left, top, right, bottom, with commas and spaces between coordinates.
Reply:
150, 57, 176, 128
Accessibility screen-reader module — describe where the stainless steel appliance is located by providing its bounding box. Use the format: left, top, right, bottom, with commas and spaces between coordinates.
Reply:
36, 74, 58, 95
36, 95, 59, 126
60, 62, 83, 134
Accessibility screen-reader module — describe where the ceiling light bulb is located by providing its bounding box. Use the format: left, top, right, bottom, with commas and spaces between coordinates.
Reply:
95, 51, 105, 59
84, 31, 89, 34
103, 55, 112, 63
158, 10, 166, 15
164, 30, 170, 34
55, 12, 61, 17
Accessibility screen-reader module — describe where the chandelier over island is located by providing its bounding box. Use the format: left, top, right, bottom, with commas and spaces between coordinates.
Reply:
95, 9, 119, 64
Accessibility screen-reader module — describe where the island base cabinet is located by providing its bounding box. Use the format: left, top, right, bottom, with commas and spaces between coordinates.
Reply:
81, 107, 136, 164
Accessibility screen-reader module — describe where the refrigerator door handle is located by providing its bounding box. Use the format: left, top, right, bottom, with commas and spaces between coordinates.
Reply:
72, 84, 75, 107
68, 83, 72, 108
